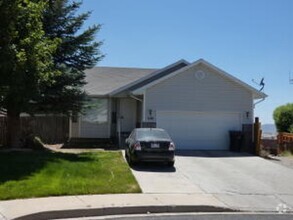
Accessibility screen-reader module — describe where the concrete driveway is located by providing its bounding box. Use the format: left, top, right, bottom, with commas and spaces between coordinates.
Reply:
130, 151, 293, 212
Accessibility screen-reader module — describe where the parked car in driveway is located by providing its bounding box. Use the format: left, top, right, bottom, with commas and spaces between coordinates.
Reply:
125, 128, 175, 167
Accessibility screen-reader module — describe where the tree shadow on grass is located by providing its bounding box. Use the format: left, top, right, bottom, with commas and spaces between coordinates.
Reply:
0, 151, 95, 184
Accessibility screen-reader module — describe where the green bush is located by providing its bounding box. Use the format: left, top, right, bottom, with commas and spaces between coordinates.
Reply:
273, 103, 293, 133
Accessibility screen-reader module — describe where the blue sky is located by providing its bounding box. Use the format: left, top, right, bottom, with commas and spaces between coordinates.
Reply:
79, 0, 293, 124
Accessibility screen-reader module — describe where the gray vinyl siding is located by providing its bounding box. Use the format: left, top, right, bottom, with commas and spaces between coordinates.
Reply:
145, 64, 253, 124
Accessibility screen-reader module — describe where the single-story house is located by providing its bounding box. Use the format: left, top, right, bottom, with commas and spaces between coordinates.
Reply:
69, 59, 267, 150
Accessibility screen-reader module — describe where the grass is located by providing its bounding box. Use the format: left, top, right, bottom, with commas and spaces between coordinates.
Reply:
0, 150, 141, 200
279, 150, 293, 157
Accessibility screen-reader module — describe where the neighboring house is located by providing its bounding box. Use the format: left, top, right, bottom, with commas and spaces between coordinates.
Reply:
69, 59, 267, 150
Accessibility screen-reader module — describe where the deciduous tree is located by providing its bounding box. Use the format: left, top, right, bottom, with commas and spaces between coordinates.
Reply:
0, 0, 103, 147
273, 103, 293, 133
0, 0, 60, 147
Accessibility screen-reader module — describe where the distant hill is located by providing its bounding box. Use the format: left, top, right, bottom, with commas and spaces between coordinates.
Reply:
262, 124, 277, 137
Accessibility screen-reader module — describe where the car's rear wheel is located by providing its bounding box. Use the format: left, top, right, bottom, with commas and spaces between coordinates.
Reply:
128, 156, 137, 166
167, 161, 175, 167
126, 149, 136, 166
125, 150, 129, 161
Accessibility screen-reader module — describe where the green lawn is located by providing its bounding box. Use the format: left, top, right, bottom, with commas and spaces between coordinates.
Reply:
280, 150, 293, 157
0, 150, 141, 200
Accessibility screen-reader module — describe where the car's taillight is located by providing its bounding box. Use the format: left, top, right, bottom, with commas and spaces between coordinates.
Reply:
134, 142, 141, 151
169, 142, 175, 151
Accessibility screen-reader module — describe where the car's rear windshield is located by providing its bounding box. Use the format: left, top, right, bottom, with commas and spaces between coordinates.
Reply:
136, 129, 170, 140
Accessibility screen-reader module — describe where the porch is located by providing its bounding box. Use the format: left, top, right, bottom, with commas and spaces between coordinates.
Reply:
69, 97, 148, 147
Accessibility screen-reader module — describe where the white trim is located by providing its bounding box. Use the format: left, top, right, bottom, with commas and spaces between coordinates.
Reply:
78, 114, 81, 137
132, 59, 267, 99
107, 98, 112, 138
117, 99, 121, 146
250, 93, 254, 123
143, 91, 146, 121
109, 59, 190, 96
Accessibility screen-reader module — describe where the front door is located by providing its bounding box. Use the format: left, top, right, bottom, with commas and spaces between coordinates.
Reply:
119, 98, 137, 133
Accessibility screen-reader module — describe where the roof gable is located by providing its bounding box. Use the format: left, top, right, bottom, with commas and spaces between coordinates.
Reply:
131, 59, 267, 99
83, 59, 267, 99
110, 59, 189, 96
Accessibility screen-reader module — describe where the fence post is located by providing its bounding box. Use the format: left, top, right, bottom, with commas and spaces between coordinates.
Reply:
254, 117, 261, 155
0, 117, 7, 147
277, 133, 282, 154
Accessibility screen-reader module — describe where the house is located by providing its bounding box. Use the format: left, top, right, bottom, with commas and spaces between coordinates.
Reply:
69, 59, 267, 150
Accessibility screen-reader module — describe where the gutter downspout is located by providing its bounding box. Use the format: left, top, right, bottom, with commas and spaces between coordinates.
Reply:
253, 97, 266, 108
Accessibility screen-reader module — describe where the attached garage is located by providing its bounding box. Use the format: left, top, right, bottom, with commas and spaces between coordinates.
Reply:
157, 111, 242, 150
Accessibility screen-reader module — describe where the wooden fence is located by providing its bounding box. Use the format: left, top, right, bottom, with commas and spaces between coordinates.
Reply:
277, 132, 293, 153
0, 117, 6, 146
0, 115, 69, 146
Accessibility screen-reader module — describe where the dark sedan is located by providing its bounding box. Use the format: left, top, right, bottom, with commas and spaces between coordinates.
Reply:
125, 128, 175, 167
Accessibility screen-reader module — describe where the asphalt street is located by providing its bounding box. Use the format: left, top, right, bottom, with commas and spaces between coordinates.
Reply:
57, 213, 293, 220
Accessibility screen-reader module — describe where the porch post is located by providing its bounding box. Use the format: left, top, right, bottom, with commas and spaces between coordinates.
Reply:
69, 115, 72, 138
117, 99, 121, 147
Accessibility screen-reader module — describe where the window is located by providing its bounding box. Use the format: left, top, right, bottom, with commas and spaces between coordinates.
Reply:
82, 99, 108, 124
136, 129, 170, 140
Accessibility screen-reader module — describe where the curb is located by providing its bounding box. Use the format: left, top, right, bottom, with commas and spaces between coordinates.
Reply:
15, 205, 238, 220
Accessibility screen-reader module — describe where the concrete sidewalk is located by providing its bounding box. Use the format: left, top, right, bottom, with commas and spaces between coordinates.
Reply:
0, 193, 229, 220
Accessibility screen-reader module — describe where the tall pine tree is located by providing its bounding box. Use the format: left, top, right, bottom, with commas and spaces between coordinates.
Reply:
39, 0, 103, 114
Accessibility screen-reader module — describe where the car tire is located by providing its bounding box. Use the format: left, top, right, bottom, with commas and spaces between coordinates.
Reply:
125, 149, 131, 163
167, 161, 175, 167
126, 149, 135, 166
128, 156, 136, 166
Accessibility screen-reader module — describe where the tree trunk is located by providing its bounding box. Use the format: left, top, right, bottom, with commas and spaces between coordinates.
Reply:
7, 111, 22, 148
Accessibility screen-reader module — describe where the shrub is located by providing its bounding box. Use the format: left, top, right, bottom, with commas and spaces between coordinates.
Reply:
273, 103, 293, 133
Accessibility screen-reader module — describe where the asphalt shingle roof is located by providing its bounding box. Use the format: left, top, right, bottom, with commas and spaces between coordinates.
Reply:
84, 67, 157, 96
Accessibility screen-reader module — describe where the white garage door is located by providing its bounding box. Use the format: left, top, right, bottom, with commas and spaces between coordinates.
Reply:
157, 111, 241, 150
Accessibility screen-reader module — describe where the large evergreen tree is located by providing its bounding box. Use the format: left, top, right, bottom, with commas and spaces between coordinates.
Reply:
39, 0, 103, 114
0, 0, 103, 147
0, 0, 60, 147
